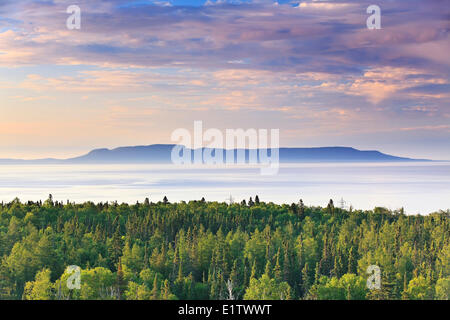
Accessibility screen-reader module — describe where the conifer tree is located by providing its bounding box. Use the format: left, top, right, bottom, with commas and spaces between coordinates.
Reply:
274, 250, 282, 283
116, 258, 125, 300
151, 274, 159, 300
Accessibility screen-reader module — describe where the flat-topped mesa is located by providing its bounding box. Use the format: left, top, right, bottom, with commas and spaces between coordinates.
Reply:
0, 145, 431, 164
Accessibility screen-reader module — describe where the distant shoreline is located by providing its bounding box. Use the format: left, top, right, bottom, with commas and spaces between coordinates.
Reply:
0, 144, 434, 164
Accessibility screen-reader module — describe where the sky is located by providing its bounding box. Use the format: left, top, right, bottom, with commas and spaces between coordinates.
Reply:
0, 0, 449, 160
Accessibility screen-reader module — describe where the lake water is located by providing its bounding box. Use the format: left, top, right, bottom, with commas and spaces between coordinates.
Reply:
0, 162, 449, 214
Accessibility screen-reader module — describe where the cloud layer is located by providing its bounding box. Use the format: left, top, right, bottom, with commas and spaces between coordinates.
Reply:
0, 0, 449, 159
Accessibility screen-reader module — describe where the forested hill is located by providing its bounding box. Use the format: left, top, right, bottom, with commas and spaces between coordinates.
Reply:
0, 197, 448, 300
0, 145, 428, 164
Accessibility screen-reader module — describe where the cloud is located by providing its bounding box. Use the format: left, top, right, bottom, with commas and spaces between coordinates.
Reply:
398, 125, 450, 132
0, 0, 449, 158
297, 1, 353, 11
0, 0, 446, 72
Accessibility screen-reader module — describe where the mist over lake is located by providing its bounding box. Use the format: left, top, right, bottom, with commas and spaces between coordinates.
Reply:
1, 162, 449, 214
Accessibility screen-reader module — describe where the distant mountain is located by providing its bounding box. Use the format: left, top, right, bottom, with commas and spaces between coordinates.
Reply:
0, 144, 430, 164
68, 144, 176, 163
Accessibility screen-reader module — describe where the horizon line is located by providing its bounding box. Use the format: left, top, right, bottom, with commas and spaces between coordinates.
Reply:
0, 143, 437, 162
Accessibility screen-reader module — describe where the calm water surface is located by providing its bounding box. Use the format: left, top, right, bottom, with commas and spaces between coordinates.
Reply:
0, 162, 449, 214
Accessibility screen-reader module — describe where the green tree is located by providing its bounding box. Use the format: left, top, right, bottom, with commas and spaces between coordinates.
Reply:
23, 268, 54, 300
244, 274, 291, 300
434, 277, 449, 300
404, 275, 434, 300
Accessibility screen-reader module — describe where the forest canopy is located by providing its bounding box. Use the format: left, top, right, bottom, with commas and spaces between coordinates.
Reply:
0, 196, 448, 300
